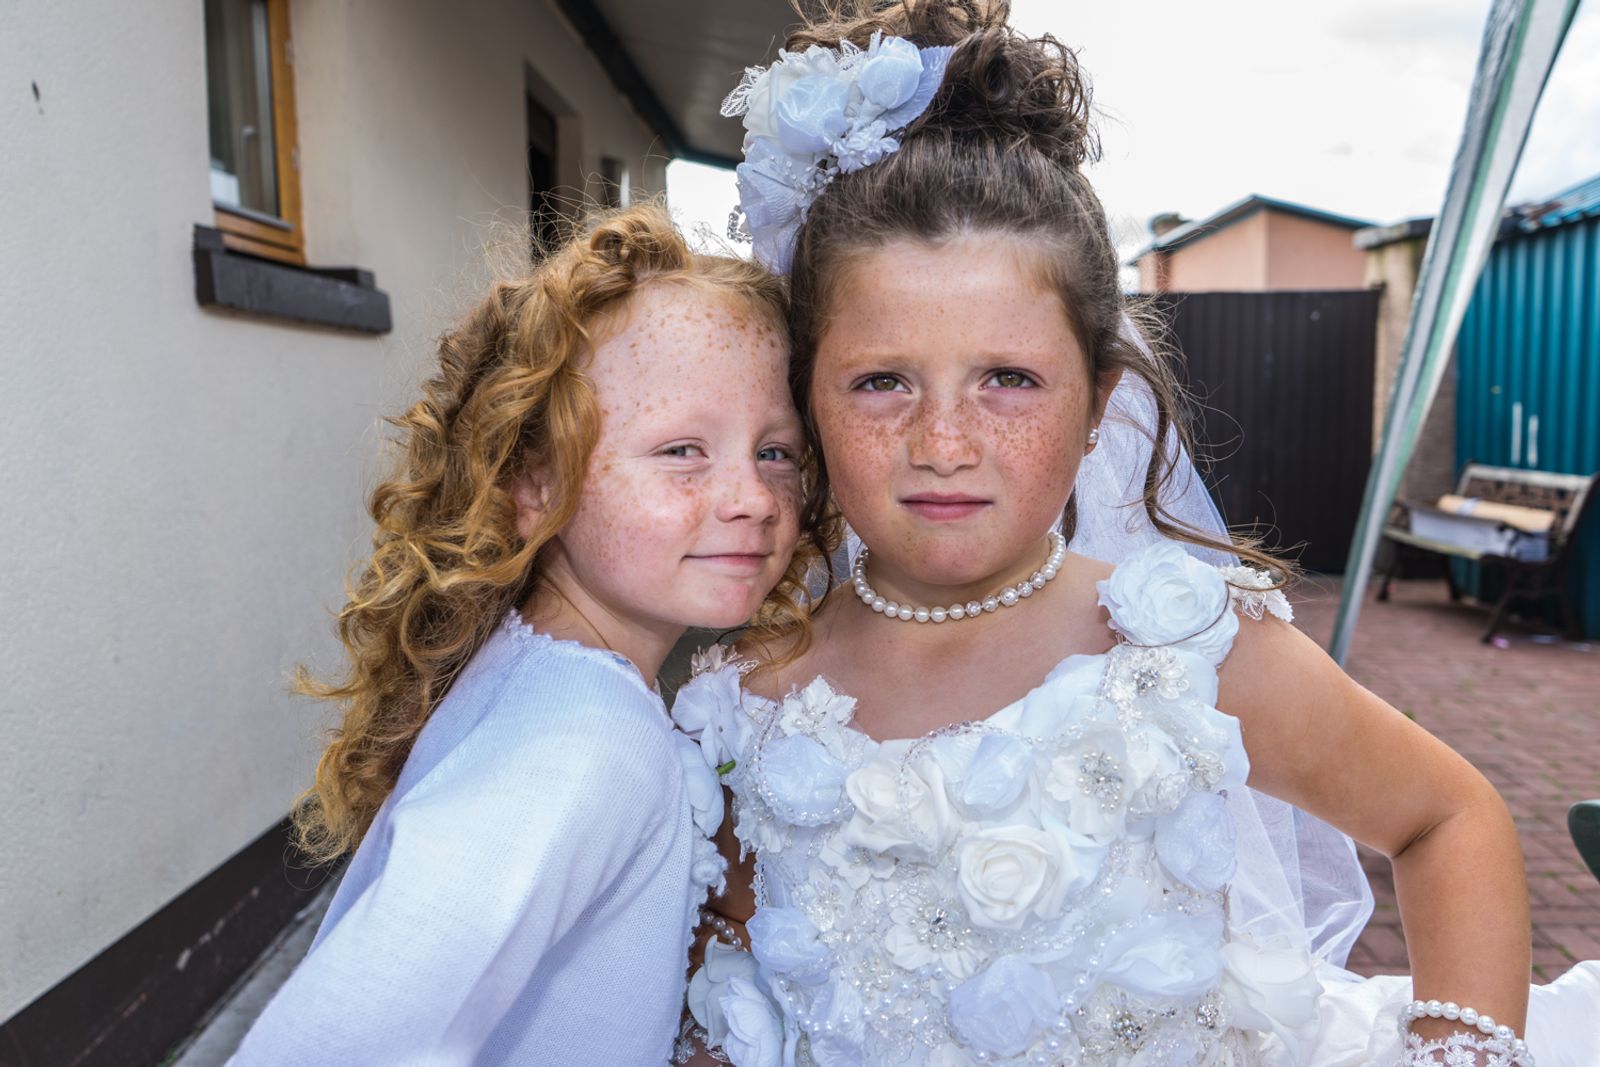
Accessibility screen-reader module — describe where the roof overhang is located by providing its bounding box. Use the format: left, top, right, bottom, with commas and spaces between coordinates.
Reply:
555, 0, 797, 168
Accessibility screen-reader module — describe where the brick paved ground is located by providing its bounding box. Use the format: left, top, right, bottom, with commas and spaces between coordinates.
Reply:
1290, 575, 1600, 981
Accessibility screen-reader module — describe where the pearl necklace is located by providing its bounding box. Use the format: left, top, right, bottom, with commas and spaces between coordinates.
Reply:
851, 530, 1067, 623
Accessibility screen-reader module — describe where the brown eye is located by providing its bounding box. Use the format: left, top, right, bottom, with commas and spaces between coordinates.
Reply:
857, 374, 905, 393
986, 370, 1035, 389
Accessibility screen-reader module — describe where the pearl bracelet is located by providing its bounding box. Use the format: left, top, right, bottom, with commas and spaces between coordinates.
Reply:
1399, 999, 1534, 1066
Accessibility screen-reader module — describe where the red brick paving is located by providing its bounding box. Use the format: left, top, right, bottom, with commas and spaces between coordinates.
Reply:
1290, 576, 1600, 981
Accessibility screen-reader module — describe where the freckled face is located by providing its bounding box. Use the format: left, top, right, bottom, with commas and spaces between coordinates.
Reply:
812, 237, 1099, 593
555, 283, 802, 630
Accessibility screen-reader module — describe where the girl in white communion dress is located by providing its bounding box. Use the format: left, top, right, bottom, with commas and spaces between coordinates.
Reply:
229, 206, 809, 1065
675, 4, 1600, 1065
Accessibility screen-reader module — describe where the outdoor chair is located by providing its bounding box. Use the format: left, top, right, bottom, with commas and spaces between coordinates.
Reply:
1377, 462, 1599, 643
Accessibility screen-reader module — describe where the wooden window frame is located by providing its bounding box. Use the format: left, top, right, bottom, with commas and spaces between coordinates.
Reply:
211, 0, 304, 265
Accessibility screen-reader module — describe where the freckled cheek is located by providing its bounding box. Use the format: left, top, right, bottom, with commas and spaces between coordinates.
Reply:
994, 407, 1079, 501
814, 399, 905, 492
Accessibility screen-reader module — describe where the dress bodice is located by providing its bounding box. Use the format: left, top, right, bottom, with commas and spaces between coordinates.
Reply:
674, 543, 1322, 1067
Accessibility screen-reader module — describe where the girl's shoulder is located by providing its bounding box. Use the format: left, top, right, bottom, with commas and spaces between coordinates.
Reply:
1096, 540, 1291, 666
403, 615, 677, 803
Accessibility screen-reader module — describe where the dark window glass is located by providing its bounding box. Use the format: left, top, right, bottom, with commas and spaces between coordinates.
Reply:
205, 0, 279, 220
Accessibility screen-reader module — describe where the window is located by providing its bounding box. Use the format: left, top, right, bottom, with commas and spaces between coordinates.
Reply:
194, 0, 389, 332
204, 0, 303, 264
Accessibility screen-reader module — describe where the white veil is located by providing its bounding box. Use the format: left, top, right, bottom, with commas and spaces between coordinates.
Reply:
1072, 331, 1375, 966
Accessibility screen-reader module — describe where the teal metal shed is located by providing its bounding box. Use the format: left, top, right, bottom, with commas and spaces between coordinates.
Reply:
1455, 173, 1600, 637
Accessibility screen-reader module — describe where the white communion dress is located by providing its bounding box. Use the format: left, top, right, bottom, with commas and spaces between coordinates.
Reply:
674, 542, 1600, 1067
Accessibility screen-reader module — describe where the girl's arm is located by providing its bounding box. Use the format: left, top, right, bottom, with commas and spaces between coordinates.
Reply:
231, 702, 680, 1063
1220, 613, 1531, 1036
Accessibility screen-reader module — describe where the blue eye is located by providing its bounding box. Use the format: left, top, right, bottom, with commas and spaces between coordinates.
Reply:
856, 374, 907, 393
659, 444, 705, 458
757, 445, 794, 463
985, 369, 1036, 389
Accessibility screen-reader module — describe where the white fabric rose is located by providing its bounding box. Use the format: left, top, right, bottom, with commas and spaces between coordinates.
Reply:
1219, 939, 1323, 1053
1099, 910, 1225, 1000
955, 823, 1099, 930
749, 906, 833, 984
817, 832, 893, 889
672, 667, 757, 775
761, 734, 850, 826
740, 44, 843, 147
673, 731, 725, 837
1043, 727, 1170, 838
856, 34, 923, 109
939, 733, 1035, 819
1097, 541, 1240, 664
688, 941, 767, 1045
721, 974, 786, 1067
1155, 792, 1238, 892
840, 749, 957, 860
947, 955, 1059, 1057
774, 75, 850, 155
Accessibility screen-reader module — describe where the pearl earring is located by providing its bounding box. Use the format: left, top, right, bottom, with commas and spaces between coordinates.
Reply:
1087, 427, 1100, 448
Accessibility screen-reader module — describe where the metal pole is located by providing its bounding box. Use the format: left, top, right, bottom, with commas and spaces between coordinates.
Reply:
1329, 0, 1580, 665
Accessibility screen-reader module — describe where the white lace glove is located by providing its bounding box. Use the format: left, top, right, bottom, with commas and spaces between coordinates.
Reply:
1399, 1000, 1534, 1066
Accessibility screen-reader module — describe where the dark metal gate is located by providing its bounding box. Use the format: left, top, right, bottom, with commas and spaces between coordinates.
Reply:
1150, 290, 1380, 573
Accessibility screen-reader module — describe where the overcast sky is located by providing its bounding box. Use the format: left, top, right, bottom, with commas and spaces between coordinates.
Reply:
667, 0, 1600, 259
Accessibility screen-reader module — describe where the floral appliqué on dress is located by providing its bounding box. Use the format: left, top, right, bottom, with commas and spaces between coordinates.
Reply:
675, 543, 1322, 1067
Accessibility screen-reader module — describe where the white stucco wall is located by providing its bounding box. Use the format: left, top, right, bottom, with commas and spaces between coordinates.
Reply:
0, 0, 666, 1017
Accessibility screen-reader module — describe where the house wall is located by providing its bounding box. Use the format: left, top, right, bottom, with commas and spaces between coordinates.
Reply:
1264, 211, 1368, 290
0, 0, 664, 1018
1364, 234, 1457, 503
1137, 251, 1168, 293
1141, 210, 1368, 294
1163, 210, 1270, 291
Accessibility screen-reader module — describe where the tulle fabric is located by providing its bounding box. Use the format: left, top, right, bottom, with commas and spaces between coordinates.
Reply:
1072, 344, 1375, 970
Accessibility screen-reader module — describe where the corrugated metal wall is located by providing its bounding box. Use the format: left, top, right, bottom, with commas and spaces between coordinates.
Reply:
1455, 211, 1600, 637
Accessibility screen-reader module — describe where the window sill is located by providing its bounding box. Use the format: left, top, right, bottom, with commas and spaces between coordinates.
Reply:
192, 225, 391, 334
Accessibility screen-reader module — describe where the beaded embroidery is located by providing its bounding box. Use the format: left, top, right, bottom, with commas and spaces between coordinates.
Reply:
680, 547, 1324, 1066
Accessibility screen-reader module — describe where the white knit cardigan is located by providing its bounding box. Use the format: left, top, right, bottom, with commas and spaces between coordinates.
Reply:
230, 615, 698, 1066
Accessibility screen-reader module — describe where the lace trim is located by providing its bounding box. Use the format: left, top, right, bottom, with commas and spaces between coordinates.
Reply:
1219, 565, 1294, 623
690, 643, 757, 679
671, 1014, 731, 1064
497, 611, 661, 699
1402, 1029, 1532, 1066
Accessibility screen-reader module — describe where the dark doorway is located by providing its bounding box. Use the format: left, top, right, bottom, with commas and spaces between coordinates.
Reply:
1152, 289, 1380, 573
527, 94, 562, 254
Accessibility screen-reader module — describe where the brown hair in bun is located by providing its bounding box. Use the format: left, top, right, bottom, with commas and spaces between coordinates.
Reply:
784, 1, 1281, 578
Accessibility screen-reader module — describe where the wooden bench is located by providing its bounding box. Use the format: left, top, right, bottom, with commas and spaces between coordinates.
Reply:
1376, 462, 1598, 642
